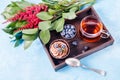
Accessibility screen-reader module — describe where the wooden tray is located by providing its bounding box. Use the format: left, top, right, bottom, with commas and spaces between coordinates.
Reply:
43, 6, 114, 71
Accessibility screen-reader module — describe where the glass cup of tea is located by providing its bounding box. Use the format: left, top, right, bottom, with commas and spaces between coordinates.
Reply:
79, 15, 110, 42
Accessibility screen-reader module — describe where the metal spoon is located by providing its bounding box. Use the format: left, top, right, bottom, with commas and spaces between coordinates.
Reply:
65, 58, 106, 76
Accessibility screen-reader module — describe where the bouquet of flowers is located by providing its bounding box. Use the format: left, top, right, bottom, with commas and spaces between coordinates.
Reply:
2, 0, 95, 49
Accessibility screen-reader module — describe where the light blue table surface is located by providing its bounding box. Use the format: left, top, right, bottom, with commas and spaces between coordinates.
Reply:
0, 0, 120, 80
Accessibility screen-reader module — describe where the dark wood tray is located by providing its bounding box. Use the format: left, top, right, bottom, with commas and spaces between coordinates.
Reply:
43, 6, 114, 71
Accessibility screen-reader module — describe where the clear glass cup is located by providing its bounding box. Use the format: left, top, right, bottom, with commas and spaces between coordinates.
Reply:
79, 15, 110, 42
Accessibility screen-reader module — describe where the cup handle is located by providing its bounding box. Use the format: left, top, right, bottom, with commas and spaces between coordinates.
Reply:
100, 30, 110, 39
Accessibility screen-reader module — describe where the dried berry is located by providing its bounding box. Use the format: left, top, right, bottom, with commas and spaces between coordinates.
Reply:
81, 46, 90, 53
53, 44, 58, 48
84, 46, 89, 51
72, 40, 78, 46
61, 44, 66, 49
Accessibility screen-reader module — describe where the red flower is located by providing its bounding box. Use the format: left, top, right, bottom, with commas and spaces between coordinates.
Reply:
6, 4, 48, 32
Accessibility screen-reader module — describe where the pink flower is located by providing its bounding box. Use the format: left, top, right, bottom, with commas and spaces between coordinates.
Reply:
6, 4, 48, 32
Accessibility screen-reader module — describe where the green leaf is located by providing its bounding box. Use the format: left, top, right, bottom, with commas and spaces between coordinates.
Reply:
6, 22, 17, 28
53, 18, 65, 32
1, 2, 22, 19
42, 0, 58, 4
14, 1, 33, 9
2, 28, 13, 34
48, 9, 56, 15
2, 1, 33, 19
14, 39, 23, 47
70, 7, 78, 12
16, 21, 27, 28
37, 12, 53, 20
15, 32, 22, 40
39, 30, 50, 45
9, 7, 21, 15
24, 41, 33, 50
22, 34, 37, 41
22, 28, 38, 35
38, 21, 52, 31
58, 0, 69, 6
6, 21, 25, 30
4, 5, 13, 12
53, 4, 61, 9
3, 26, 17, 35
83, 0, 96, 3
1, 12, 14, 19
62, 12, 76, 20
3, 21, 26, 35
79, 0, 96, 7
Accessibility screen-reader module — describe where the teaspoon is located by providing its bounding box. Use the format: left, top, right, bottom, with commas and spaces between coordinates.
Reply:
65, 58, 106, 76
